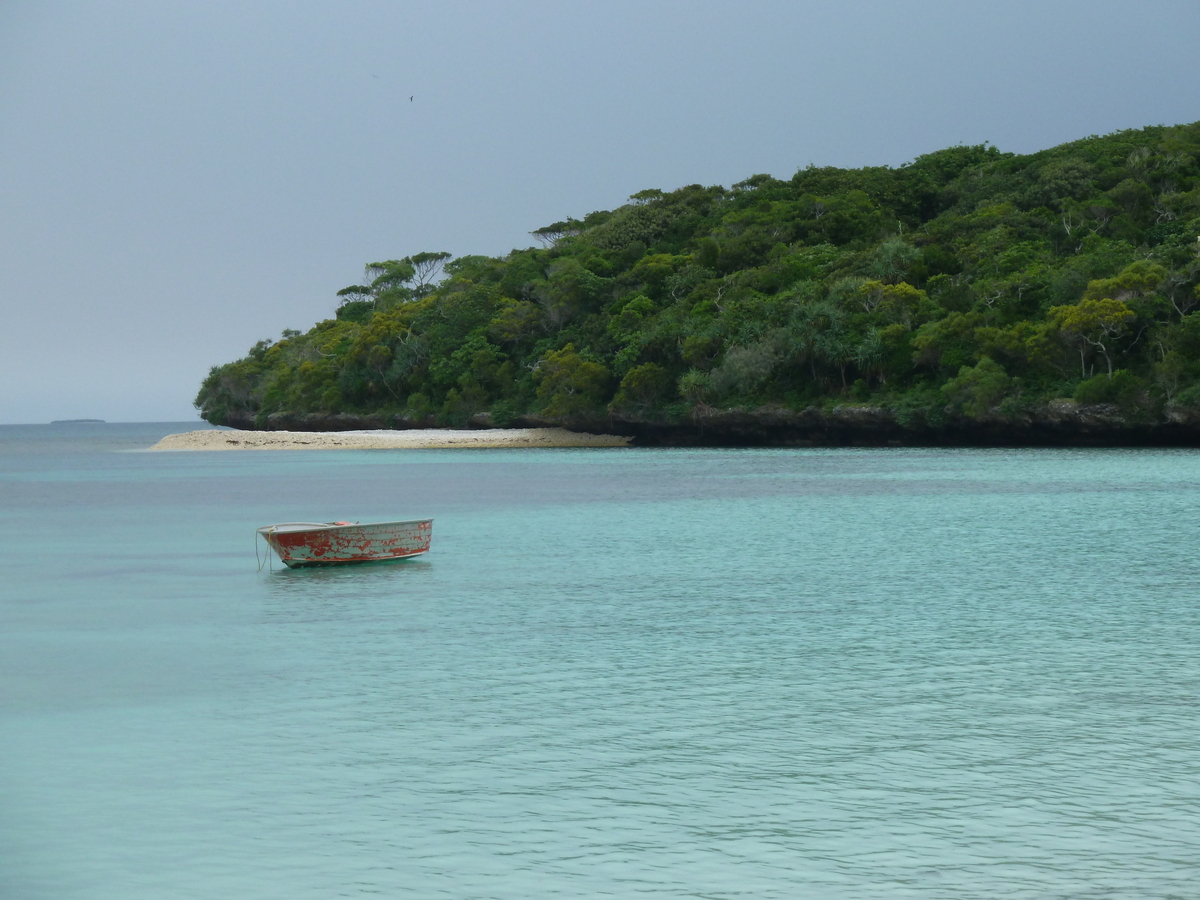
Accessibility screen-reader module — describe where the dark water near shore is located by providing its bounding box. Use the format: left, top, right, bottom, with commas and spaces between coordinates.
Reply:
2, 423, 1199, 898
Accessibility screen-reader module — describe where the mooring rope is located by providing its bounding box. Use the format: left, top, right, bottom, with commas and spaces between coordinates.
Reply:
256, 527, 275, 572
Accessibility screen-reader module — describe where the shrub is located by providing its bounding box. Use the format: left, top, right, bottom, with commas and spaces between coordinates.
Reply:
709, 341, 781, 398
1173, 383, 1200, 408
611, 363, 672, 412
891, 388, 947, 429
678, 369, 711, 403
941, 357, 1011, 418
335, 300, 374, 324
1074, 370, 1143, 405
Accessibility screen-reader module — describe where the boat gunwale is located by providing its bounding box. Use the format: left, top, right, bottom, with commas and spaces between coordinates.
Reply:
257, 518, 433, 536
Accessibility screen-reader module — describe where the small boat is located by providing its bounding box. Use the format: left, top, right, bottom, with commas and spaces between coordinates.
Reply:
257, 519, 432, 568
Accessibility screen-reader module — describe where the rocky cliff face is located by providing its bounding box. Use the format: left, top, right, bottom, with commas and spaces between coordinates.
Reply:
213, 402, 1200, 447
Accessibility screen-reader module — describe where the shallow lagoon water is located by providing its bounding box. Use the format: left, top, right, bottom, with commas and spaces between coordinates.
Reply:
2, 423, 1199, 898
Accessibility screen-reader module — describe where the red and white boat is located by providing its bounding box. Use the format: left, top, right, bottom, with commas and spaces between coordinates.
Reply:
257, 519, 433, 568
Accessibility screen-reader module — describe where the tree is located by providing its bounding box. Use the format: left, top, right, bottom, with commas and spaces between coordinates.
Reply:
1048, 297, 1136, 379
363, 259, 416, 310
360, 253, 451, 306
488, 299, 544, 345
336, 285, 373, 305
534, 258, 606, 330
868, 238, 920, 284
911, 312, 985, 372
533, 344, 611, 417
1083, 260, 1166, 303
408, 251, 452, 295
858, 280, 929, 328
365, 259, 415, 291
530, 219, 582, 248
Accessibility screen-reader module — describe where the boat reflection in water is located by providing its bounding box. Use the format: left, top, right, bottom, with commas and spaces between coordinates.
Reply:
257, 519, 433, 568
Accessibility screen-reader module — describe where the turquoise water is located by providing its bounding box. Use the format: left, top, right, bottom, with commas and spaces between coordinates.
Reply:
2, 423, 1199, 898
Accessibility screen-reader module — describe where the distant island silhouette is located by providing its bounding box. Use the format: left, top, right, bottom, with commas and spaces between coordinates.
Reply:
51, 419, 105, 424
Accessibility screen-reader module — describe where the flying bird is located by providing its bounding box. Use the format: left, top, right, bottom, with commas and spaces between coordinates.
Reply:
410, 95, 413, 102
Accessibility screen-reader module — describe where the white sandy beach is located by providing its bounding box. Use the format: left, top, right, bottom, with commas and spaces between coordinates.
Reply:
149, 427, 631, 451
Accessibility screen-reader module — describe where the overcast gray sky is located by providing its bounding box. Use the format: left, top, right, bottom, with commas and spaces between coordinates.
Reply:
2, 0, 1198, 423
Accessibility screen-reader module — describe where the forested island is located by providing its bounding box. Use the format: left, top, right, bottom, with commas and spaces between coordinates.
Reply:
196, 123, 1200, 446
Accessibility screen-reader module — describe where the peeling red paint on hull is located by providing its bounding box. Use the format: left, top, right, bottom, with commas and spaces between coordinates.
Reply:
258, 519, 432, 568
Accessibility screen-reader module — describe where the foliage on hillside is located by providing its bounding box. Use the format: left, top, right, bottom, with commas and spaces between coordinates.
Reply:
196, 123, 1200, 430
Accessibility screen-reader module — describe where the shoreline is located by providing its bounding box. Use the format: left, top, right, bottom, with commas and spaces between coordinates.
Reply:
198, 401, 1200, 448
149, 427, 631, 451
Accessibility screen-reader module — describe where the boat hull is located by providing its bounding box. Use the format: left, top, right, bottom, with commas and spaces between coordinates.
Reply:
258, 519, 432, 568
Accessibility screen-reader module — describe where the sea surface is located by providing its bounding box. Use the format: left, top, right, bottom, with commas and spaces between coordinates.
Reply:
2, 422, 1199, 899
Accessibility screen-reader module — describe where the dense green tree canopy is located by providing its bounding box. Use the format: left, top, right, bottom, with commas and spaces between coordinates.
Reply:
197, 122, 1200, 430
